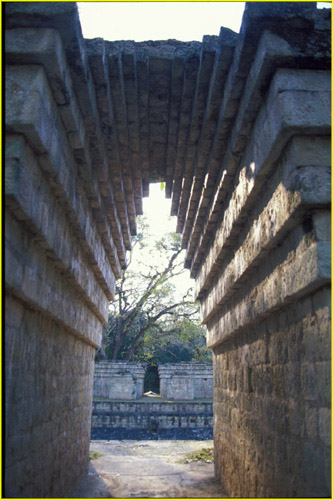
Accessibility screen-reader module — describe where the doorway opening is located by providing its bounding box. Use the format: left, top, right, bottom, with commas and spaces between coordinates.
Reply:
144, 364, 160, 394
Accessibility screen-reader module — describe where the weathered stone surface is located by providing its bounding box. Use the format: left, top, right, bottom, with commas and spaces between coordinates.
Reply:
198, 133, 331, 330
187, 22, 331, 273
5, 134, 109, 323
4, 2, 331, 498
180, 27, 238, 237
213, 287, 331, 497
191, 68, 330, 282
91, 400, 213, 431
159, 363, 213, 400
5, 62, 121, 285
196, 136, 330, 305
5, 210, 102, 346
199, 48, 330, 500
5, 294, 96, 498
206, 229, 330, 347
93, 362, 146, 400
87, 38, 132, 251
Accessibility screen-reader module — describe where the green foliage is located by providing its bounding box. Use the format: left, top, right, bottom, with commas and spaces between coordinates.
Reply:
182, 447, 214, 464
131, 317, 212, 365
98, 216, 211, 364
89, 450, 103, 460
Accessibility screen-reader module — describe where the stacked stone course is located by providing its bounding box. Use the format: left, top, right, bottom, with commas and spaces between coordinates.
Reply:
5, 2, 330, 497
193, 5, 331, 497
91, 400, 213, 431
5, 296, 95, 497
5, 4, 128, 497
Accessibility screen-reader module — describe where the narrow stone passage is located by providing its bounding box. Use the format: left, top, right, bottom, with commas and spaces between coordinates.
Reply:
73, 440, 227, 498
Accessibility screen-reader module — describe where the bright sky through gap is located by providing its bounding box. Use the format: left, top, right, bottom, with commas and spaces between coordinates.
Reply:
141, 183, 194, 300
78, 2, 246, 41
143, 183, 176, 237
79, 2, 330, 42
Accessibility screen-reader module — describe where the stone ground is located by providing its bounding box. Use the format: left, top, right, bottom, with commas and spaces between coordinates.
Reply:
73, 440, 227, 498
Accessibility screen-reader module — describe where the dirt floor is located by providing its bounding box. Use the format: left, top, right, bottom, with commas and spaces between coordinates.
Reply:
73, 440, 227, 498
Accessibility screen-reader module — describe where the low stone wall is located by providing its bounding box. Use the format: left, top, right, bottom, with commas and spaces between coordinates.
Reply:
158, 363, 213, 400
93, 361, 146, 400
91, 400, 213, 430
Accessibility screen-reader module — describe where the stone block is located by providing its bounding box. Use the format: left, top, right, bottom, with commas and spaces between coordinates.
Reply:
212, 284, 331, 496
158, 362, 213, 400
195, 71, 330, 299
206, 232, 330, 348
5, 134, 109, 322
6, 27, 128, 269
93, 362, 146, 400
91, 400, 214, 432
5, 211, 102, 346
313, 210, 331, 242
318, 407, 331, 447
5, 294, 96, 498
305, 405, 319, 441
5, 65, 118, 294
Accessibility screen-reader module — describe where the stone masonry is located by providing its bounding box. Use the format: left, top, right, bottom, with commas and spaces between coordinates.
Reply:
5, 4, 119, 497
93, 361, 146, 400
91, 400, 213, 434
158, 363, 213, 400
5, 2, 330, 498
195, 6, 331, 496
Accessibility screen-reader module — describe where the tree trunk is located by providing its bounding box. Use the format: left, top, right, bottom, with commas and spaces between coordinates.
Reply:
111, 337, 123, 360
123, 331, 144, 361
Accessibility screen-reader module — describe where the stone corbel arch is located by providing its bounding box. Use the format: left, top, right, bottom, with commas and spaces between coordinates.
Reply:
5, 2, 331, 497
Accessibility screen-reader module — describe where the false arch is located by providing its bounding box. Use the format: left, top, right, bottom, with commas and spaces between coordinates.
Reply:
5, 2, 331, 497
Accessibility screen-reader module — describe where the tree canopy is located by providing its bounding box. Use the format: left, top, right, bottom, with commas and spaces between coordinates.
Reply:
98, 215, 211, 364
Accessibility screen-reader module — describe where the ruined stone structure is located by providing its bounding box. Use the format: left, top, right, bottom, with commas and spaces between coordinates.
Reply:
5, 2, 330, 498
93, 361, 212, 401
91, 400, 213, 439
159, 363, 213, 400
93, 361, 146, 400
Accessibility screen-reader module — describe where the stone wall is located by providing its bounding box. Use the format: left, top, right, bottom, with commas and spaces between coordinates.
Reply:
91, 400, 213, 430
93, 361, 146, 400
5, 295, 95, 497
212, 288, 331, 497
193, 5, 331, 497
5, 2, 331, 498
4, 4, 120, 497
158, 363, 213, 400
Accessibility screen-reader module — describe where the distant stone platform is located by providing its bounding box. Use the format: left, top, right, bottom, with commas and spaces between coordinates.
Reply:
91, 397, 213, 440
